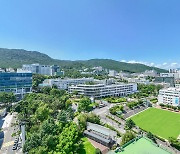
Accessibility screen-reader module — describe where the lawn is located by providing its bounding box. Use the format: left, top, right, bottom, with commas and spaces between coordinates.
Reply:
131, 108, 180, 139
78, 137, 96, 154
118, 137, 170, 154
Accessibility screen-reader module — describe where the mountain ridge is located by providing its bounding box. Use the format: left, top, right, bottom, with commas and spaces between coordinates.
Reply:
0, 48, 167, 73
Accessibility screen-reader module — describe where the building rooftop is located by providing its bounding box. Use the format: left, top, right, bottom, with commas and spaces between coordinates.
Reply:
160, 87, 180, 92
87, 122, 117, 137
84, 130, 111, 144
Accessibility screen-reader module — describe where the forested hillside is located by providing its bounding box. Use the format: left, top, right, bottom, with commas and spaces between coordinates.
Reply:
0, 48, 166, 73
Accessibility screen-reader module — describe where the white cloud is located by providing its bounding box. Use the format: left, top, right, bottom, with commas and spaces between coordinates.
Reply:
120, 59, 180, 70
120, 60, 126, 62
162, 63, 167, 65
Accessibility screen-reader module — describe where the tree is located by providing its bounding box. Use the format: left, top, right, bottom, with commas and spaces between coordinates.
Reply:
78, 114, 87, 132
125, 119, 135, 130
35, 104, 52, 122
95, 148, 101, 154
147, 132, 156, 143
86, 113, 100, 124
23, 132, 41, 152
29, 146, 47, 154
32, 74, 47, 90
78, 97, 91, 112
72, 90, 78, 96
41, 86, 52, 94
169, 137, 180, 150
0, 92, 16, 107
56, 123, 81, 153
50, 89, 66, 97
16, 89, 82, 153
121, 131, 135, 146
109, 105, 123, 115
40, 118, 58, 136
57, 107, 74, 123
52, 84, 58, 89
78, 113, 100, 132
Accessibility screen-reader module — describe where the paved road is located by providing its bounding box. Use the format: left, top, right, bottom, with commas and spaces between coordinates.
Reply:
93, 103, 126, 134
0, 113, 22, 154
101, 116, 126, 134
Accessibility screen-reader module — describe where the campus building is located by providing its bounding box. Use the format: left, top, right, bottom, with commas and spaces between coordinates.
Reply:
158, 88, 180, 106
143, 70, 158, 77
84, 122, 117, 147
69, 83, 137, 98
39, 78, 94, 90
17, 63, 63, 76
108, 70, 118, 77
154, 77, 175, 87
0, 73, 32, 99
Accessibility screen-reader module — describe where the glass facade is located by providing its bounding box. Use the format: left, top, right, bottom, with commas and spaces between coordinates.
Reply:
0, 73, 32, 99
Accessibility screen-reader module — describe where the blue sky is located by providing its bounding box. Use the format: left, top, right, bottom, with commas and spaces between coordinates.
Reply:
0, 0, 180, 69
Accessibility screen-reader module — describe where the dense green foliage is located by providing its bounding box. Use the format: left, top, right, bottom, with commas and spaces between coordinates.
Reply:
109, 105, 124, 115
78, 97, 92, 112
150, 98, 158, 104
14, 88, 83, 153
120, 131, 135, 146
159, 103, 180, 111
78, 113, 100, 132
105, 97, 127, 103
147, 132, 156, 143
129, 84, 163, 98
0, 48, 166, 73
168, 137, 180, 150
0, 92, 16, 107
32, 74, 47, 90
126, 100, 143, 109
125, 119, 135, 130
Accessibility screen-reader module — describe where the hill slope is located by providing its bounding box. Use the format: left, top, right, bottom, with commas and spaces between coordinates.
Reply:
0, 48, 166, 73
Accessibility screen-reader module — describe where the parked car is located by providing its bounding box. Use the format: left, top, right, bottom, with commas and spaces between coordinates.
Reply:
12, 144, 18, 150
14, 138, 19, 144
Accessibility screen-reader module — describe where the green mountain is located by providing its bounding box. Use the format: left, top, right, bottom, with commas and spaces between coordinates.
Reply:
0, 48, 167, 73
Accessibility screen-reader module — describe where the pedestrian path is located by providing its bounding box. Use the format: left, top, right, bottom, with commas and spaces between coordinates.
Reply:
2, 141, 14, 148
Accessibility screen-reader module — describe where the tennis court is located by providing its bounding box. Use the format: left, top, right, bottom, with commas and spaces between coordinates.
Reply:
118, 137, 171, 154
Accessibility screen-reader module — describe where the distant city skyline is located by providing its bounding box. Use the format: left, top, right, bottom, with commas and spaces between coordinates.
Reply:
0, 0, 180, 69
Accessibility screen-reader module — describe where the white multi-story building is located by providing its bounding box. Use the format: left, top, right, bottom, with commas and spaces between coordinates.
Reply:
39, 78, 94, 90
160, 69, 180, 79
144, 70, 158, 77
160, 73, 179, 79
158, 88, 180, 106
17, 63, 62, 76
92, 66, 103, 72
69, 83, 137, 98
127, 78, 150, 85
169, 69, 178, 73
108, 70, 118, 77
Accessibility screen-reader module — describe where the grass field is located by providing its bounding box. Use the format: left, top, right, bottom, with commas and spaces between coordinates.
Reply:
119, 137, 170, 154
131, 108, 180, 139
78, 137, 96, 154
